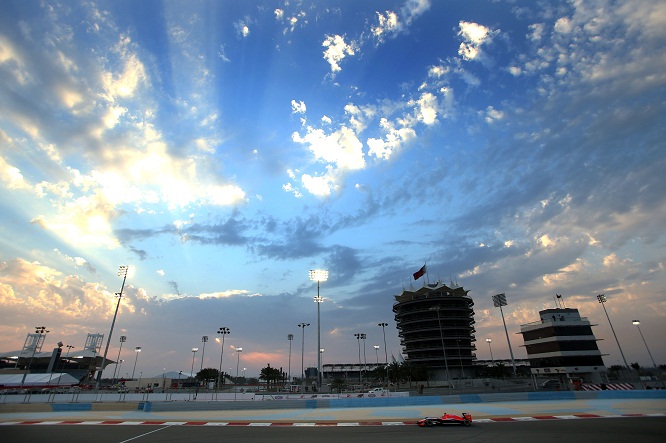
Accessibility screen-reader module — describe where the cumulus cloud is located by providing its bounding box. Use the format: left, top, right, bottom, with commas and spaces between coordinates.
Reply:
0, 156, 30, 190
322, 34, 358, 76
457, 21, 498, 61
371, 11, 400, 42
235, 20, 250, 38
367, 118, 417, 160
371, 0, 430, 43
0, 258, 131, 321
292, 126, 366, 172
291, 100, 306, 114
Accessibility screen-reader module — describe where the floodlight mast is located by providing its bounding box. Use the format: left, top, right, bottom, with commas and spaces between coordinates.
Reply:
309, 269, 328, 390
597, 294, 629, 369
95, 265, 129, 395
492, 293, 516, 376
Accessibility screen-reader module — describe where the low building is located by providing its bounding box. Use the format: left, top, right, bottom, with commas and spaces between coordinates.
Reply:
519, 308, 607, 384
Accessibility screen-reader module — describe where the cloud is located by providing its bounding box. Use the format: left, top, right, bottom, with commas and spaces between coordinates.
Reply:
291, 100, 306, 114
101, 35, 148, 100
371, 11, 400, 43
53, 249, 97, 274
367, 118, 416, 160
0, 258, 132, 322
457, 21, 498, 62
371, 0, 431, 43
234, 20, 250, 38
322, 34, 358, 76
0, 156, 30, 190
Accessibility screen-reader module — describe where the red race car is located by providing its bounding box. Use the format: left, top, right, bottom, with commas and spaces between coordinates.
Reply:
417, 412, 472, 427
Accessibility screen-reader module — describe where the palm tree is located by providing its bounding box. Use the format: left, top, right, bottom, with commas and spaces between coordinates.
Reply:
330, 378, 346, 393
196, 367, 221, 387
387, 361, 401, 388
259, 365, 282, 391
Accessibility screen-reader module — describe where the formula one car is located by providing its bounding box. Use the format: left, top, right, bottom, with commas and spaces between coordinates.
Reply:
417, 412, 472, 427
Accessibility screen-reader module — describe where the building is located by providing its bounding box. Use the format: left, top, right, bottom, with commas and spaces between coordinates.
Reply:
519, 308, 607, 384
0, 332, 116, 386
392, 280, 476, 380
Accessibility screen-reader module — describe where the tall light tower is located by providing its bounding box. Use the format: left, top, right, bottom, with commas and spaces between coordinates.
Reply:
112, 335, 127, 383
361, 333, 367, 374
309, 269, 328, 390
96, 265, 129, 392
200, 336, 208, 371
131, 347, 141, 380
190, 347, 199, 378
374, 345, 380, 364
217, 327, 230, 397
378, 322, 389, 388
298, 323, 309, 391
287, 334, 294, 385
354, 333, 364, 384
596, 294, 629, 369
486, 338, 494, 365
492, 293, 517, 376
234, 348, 242, 400
632, 320, 656, 368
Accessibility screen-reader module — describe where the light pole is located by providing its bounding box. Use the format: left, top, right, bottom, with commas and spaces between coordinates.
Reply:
361, 333, 367, 374
190, 347, 198, 379
486, 339, 494, 365
117, 359, 124, 381
298, 323, 309, 392
95, 265, 129, 393
287, 334, 294, 385
492, 293, 517, 376
131, 347, 141, 380
112, 336, 126, 384
597, 295, 629, 369
310, 269, 328, 391
320, 349, 324, 386
200, 336, 208, 371
429, 306, 450, 383
632, 320, 657, 368
217, 327, 230, 397
187, 348, 196, 400
378, 323, 389, 388
354, 333, 363, 384
234, 348, 242, 400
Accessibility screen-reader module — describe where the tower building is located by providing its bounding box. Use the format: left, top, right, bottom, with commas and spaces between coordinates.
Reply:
393, 281, 476, 380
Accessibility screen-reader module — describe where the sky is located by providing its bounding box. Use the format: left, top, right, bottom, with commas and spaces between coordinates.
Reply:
1, 0, 665, 379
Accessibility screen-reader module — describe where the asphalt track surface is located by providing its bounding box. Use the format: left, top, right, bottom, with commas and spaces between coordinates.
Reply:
1, 397, 665, 442
1, 417, 665, 442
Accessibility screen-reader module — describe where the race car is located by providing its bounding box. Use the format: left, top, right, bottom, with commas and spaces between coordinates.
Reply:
417, 412, 472, 427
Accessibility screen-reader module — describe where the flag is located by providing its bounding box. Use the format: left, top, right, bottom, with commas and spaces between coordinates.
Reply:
413, 264, 427, 280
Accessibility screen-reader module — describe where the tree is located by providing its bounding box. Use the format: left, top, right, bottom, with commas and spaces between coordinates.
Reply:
630, 362, 641, 372
386, 361, 402, 388
259, 364, 282, 391
330, 378, 346, 393
196, 367, 228, 387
